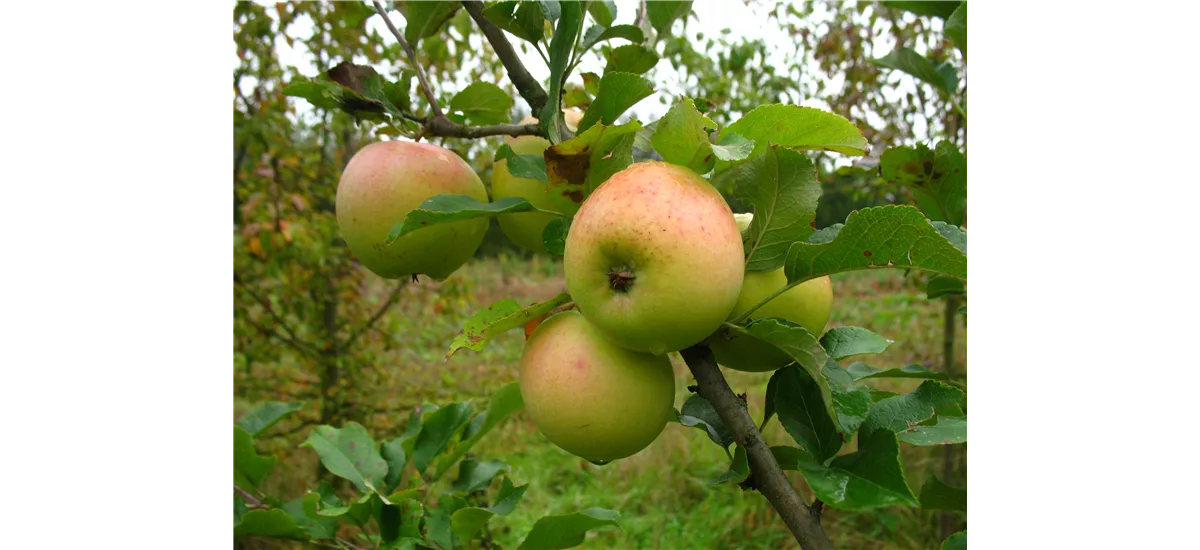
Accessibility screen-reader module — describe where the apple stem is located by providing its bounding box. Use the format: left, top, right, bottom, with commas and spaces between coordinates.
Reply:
680, 345, 834, 550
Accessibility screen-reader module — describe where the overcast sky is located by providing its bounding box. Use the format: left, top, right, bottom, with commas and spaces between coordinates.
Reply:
240, 1, 935, 161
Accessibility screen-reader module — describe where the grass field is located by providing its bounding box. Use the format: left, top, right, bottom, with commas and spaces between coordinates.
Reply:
237, 252, 966, 549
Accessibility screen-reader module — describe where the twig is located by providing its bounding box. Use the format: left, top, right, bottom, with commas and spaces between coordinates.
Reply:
462, 0, 548, 113
343, 281, 408, 349
373, 1, 443, 117
234, 486, 268, 510
636, 0, 649, 31
680, 345, 834, 550
235, 275, 322, 357
424, 118, 543, 139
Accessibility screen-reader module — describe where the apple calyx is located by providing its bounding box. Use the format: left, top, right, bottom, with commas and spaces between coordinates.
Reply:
607, 266, 636, 292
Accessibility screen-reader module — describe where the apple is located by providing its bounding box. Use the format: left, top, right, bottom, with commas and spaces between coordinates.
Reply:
564, 162, 745, 354
492, 109, 585, 253
520, 310, 675, 463
336, 140, 488, 280
710, 213, 835, 372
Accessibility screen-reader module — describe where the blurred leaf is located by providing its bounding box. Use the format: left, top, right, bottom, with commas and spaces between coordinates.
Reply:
542, 217, 570, 256
943, 531, 967, 550
234, 426, 275, 490
386, 195, 550, 243
883, 1, 960, 19
451, 507, 494, 542
920, 477, 966, 511
933, 221, 967, 255
873, 47, 958, 96
718, 104, 870, 170
518, 508, 622, 549
846, 362, 949, 381
450, 82, 515, 125
233, 509, 309, 540
581, 72, 601, 95
729, 147, 821, 272
710, 132, 754, 161
713, 445, 750, 485
899, 416, 967, 446
880, 141, 966, 226
677, 393, 734, 450
540, 1, 583, 143
301, 423, 388, 493
563, 86, 592, 109
605, 44, 660, 75
588, 0, 617, 26
646, 0, 691, 34
381, 438, 408, 493
426, 494, 465, 550
822, 360, 872, 437
436, 382, 525, 474
861, 380, 963, 437
580, 24, 643, 52
490, 476, 529, 515
236, 401, 304, 437
652, 97, 717, 173
577, 72, 653, 132
820, 327, 893, 360
447, 294, 572, 357
398, 1, 461, 45
412, 403, 474, 473
538, 0, 561, 21
483, 1, 545, 44
776, 430, 918, 510
453, 459, 507, 494
927, 275, 966, 299
770, 363, 842, 462
282, 496, 338, 540
944, 3, 966, 59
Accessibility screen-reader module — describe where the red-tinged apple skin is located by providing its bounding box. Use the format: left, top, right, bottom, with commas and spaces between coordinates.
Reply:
336, 141, 489, 280
564, 162, 745, 354
519, 310, 675, 463
710, 270, 834, 372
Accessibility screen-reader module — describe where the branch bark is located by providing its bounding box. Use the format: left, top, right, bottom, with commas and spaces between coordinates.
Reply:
344, 281, 408, 349
462, 0, 548, 113
679, 345, 833, 550
372, 1, 443, 117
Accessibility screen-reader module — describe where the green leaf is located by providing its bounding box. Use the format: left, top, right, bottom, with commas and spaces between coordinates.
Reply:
451, 507, 494, 542
544, 121, 641, 201
879, 141, 967, 226
540, 1, 583, 143
646, 0, 691, 35
846, 362, 949, 382
490, 476, 529, 516
412, 402, 475, 473
920, 477, 966, 511
496, 144, 550, 184
581, 72, 600, 95
604, 44, 659, 75
822, 360, 872, 437
387, 195, 548, 243
713, 445, 749, 485
233, 509, 309, 540
282, 495, 339, 540
426, 494, 465, 550
453, 459, 507, 494
236, 402, 305, 436
770, 363, 842, 462
776, 430, 918, 510
729, 147, 821, 272
944, 3, 966, 59
483, 1, 546, 44
942, 531, 967, 550
538, 0, 561, 21
234, 426, 275, 491
450, 82, 515, 126
580, 24, 643, 52
729, 318, 828, 388
783, 205, 968, 287
577, 72, 653, 133
435, 382, 525, 476
873, 47, 959, 96
861, 380, 964, 437
301, 423, 388, 493
587, 0, 617, 26
652, 96, 718, 173
927, 275, 966, 299
718, 104, 870, 169
883, 1, 961, 19
381, 438, 408, 493
398, 1, 461, 45
518, 508, 622, 549
711, 132, 754, 162
933, 221, 967, 255
677, 393, 734, 450
820, 327, 893, 360
447, 294, 572, 357
899, 416, 967, 446
286, 63, 408, 123
542, 217, 570, 256
563, 86, 591, 109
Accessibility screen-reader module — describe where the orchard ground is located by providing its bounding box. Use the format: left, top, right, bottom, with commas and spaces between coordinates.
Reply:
235, 249, 966, 550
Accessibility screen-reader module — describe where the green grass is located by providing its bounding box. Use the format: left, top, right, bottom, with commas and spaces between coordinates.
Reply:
237, 253, 965, 549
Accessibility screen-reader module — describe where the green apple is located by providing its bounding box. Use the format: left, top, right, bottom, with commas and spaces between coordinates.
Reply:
520, 310, 675, 463
336, 140, 488, 280
710, 211, 834, 371
564, 162, 745, 354
492, 110, 585, 253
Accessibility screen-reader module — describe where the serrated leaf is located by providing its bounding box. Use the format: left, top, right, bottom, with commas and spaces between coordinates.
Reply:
540, 1, 583, 143
398, 1, 461, 45
729, 147, 821, 271
820, 327, 893, 360
900, 416, 967, 446
920, 476, 966, 511
730, 318, 828, 386
450, 82, 515, 126
942, 531, 967, 550
447, 294, 571, 357
236, 401, 304, 436
301, 423, 388, 493
577, 72, 653, 132
711, 132, 754, 161
234, 426, 275, 491
880, 141, 967, 226
933, 221, 967, 255
927, 274, 966, 299
580, 24, 643, 52
861, 380, 964, 437
677, 393, 734, 450
483, 1, 546, 44
770, 363, 842, 462
652, 97, 717, 173
783, 205, 968, 287
822, 360, 872, 437
718, 104, 870, 169
945, 3, 966, 59
233, 509, 309, 540
775, 430, 918, 510
846, 362, 949, 381
587, 0, 616, 26
713, 445, 749, 485
646, 0, 691, 35
453, 459, 507, 494
387, 195, 550, 243
883, 1, 960, 19
518, 508, 622, 549
605, 44, 660, 75
542, 217, 570, 256
412, 403, 474, 473
873, 47, 958, 96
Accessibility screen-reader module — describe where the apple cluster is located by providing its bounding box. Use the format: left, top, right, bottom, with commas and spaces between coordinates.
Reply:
333, 131, 833, 465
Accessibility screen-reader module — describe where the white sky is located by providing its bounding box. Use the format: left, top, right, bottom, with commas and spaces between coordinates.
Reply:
240, 1, 934, 161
